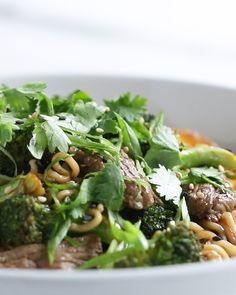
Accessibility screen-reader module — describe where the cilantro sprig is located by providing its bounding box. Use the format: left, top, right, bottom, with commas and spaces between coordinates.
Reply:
145, 112, 182, 168
149, 165, 182, 205
104, 93, 147, 122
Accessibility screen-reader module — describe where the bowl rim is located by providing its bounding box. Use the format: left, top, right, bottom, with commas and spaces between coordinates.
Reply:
0, 258, 235, 281
1, 72, 236, 93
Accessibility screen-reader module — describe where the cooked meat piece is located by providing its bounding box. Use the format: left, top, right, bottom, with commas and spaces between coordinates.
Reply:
74, 150, 105, 177
185, 183, 235, 222
0, 234, 102, 269
74, 149, 155, 210
120, 150, 155, 210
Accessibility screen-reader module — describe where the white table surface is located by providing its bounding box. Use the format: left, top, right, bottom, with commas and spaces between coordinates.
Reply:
0, 0, 236, 88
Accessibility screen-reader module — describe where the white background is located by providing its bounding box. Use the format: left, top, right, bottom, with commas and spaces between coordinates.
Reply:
0, 0, 236, 88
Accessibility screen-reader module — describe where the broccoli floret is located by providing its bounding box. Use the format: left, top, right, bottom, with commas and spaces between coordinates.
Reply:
0, 195, 51, 247
151, 223, 202, 265
114, 223, 201, 268
0, 150, 16, 177
114, 250, 150, 268
1, 130, 52, 176
3, 130, 33, 175
140, 201, 176, 238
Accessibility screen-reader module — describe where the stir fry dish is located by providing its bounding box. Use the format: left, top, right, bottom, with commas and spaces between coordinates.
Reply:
0, 82, 236, 269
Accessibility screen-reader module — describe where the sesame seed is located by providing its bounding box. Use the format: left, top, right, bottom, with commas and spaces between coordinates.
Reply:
58, 115, 66, 120
212, 236, 223, 241
69, 146, 78, 153
135, 202, 143, 209
37, 196, 47, 203
169, 220, 176, 228
218, 165, 224, 172
31, 112, 39, 118
189, 183, 194, 190
123, 146, 129, 153
105, 107, 110, 112
4, 186, 13, 194
175, 171, 182, 179
64, 197, 71, 203
16, 119, 23, 124
196, 191, 204, 199
96, 128, 104, 133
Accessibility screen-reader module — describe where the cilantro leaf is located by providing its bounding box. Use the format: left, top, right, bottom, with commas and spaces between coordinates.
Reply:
2, 83, 53, 117
97, 112, 119, 135
51, 95, 71, 113
55, 113, 90, 133
129, 121, 150, 142
91, 163, 124, 210
190, 166, 224, 180
181, 166, 229, 190
145, 112, 181, 168
18, 83, 54, 116
150, 112, 179, 150
76, 162, 124, 211
17, 82, 47, 93
35, 93, 54, 116
115, 113, 142, 157
56, 101, 106, 134
51, 90, 91, 114
70, 89, 91, 104
149, 165, 182, 205
0, 113, 19, 147
3, 89, 36, 118
28, 123, 48, 159
72, 100, 106, 132
41, 116, 71, 153
105, 93, 147, 122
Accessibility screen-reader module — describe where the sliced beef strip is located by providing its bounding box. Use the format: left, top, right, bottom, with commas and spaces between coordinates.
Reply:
185, 183, 235, 222
120, 150, 155, 210
74, 150, 105, 177
0, 234, 102, 269
74, 149, 155, 210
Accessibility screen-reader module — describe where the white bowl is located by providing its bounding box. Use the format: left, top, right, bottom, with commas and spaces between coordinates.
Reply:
0, 75, 236, 295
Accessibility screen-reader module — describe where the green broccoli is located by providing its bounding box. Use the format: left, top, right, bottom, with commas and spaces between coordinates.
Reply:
0, 195, 51, 247
150, 222, 202, 265
114, 223, 201, 268
0, 150, 16, 177
2, 130, 33, 175
140, 201, 176, 238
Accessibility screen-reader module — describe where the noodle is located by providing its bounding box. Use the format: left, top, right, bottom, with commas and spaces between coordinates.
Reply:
232, 210, 236, 223
52, 152, 80, 178
70, 204, 104, 233
57, 189, 75, 202
190, 221, 236, 258
220, 212, 236, 245
198, 220, 225, 237
202, 244, 229, 260
47, 169, 71, 184
46, 152, 80, 185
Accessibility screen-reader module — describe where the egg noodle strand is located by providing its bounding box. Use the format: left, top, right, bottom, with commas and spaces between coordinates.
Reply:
190, 211, 236, 261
